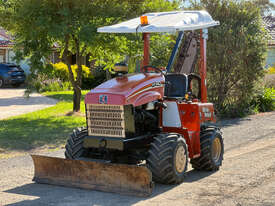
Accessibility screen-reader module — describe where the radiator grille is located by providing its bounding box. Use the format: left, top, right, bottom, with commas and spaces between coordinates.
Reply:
86, 104, 125, 137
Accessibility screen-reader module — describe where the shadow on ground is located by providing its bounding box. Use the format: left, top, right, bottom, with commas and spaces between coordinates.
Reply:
184, 169, 215, 182
0, 96, 57, 107
0, 85, 26, 89
0, 115, 85, 151
44, 93, 87, 102
3, 169, 217, 206
216, 117, 250, 128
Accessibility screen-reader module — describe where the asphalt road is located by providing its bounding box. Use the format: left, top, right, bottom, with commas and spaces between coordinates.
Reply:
0, 112, 275, 206
0, 89, 57, 120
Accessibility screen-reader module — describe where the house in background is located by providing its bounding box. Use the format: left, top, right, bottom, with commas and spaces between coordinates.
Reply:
0, 28, 14, 63
0, 27, 30, 73
263, 15, 275, 68
0, 27, 94, 77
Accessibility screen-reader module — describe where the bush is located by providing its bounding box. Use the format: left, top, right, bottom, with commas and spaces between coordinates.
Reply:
218, 98, 254, 118
82, 67, 106, 89
25, 62, 107, 94
51, 62, 106, 90
40, 80, 72, 92
52, 62, 91, 82
267, 66, 275, 74
219, 87, 275, 117
252, 87, 275, 112
193, 0, 268, 117
25, 74, 72, 94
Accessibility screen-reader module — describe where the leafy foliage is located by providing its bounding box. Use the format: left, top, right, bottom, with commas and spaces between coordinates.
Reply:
150, 34, 176, 68
24, 74, 72, 93
252, 0, 275, 15
52, 63, 91, 82
191, 0, 268, 117
0, 0, 180, 111
252, 87, 275, 112
267, 66, 275, 74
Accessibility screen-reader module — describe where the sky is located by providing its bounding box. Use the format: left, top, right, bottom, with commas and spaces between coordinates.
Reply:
269, 0, 275, 12
272, 0, 275, 15
182, 1, 275, 15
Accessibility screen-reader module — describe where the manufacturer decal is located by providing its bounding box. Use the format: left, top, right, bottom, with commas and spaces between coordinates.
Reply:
127, 81, 164, 100
202, 107, 212, 118
152, 82, 162, 87
99, 95, 108, 104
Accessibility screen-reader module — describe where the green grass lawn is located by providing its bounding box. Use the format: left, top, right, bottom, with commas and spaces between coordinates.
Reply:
0, 90, 89, 154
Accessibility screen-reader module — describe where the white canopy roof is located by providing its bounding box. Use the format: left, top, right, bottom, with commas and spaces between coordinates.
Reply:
98, 10, 219, 33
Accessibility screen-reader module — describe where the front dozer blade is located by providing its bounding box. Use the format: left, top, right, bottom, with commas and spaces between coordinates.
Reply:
31, 155, 153, 197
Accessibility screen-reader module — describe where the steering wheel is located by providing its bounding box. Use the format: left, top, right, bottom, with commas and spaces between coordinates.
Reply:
141, 65, 163, 74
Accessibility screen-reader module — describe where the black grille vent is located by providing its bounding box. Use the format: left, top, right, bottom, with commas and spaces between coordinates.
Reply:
86, 104, 125, 137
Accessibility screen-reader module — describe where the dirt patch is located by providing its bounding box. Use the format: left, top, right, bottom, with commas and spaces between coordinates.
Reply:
264, 73, 275, 88
0, 145, 65, 159
65, 111, 85, 117
0, 112, 274, 206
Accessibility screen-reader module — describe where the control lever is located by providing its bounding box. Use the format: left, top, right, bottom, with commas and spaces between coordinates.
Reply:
155, 101, 167, 109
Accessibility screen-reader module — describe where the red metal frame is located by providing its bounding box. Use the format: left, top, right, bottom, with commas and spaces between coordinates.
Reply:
199, 29, 207, 103
160, 101, 216, 159
142, 33, 150, 67
85, 29, 215, 160
142, 30, 208, 103
159, 29, 216, 159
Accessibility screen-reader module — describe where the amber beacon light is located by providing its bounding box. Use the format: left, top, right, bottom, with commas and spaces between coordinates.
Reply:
140, 16, 149, 25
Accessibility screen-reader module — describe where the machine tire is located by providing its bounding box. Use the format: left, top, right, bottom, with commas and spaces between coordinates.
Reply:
190, 127, 224, 171
0, 77, 4, 88
12, 83, 22, 88
65, 127, 88, 159
147, 133, 188, 184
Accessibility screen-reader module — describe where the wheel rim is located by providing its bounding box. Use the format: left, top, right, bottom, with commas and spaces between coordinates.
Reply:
175, 145, 187, 173
212, 137, 222, 163
0, 79, 3, 87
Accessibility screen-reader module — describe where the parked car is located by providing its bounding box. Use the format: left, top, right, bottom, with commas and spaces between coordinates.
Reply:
0, 63, 26, 88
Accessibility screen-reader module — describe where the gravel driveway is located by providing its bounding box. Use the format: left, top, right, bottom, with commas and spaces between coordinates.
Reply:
0, 89, 57, 120
0, 112, 275, 206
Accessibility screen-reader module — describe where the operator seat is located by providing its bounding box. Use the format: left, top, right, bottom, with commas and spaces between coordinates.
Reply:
164, 73, 188, 98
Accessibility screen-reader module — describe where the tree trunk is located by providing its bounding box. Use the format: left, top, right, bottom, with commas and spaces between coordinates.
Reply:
62, 35, 83, 113
65, 59, 81, 112
74, 39, 83, 113
73, 86, 81, 112
106, 69, 112, 80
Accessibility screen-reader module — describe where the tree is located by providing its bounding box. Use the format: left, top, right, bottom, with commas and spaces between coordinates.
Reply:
191, 0, 268, 116
0, 0, 180, 112
253, 0, 275, 15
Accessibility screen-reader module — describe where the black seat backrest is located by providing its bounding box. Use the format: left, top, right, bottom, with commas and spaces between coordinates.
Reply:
164, 74, 188, 98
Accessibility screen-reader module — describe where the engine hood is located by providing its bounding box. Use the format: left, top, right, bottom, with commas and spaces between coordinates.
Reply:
85, 73, 165, 106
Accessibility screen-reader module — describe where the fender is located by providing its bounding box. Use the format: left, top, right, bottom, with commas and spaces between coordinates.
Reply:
85, 73, 165, 106
133, 91, 162, 107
